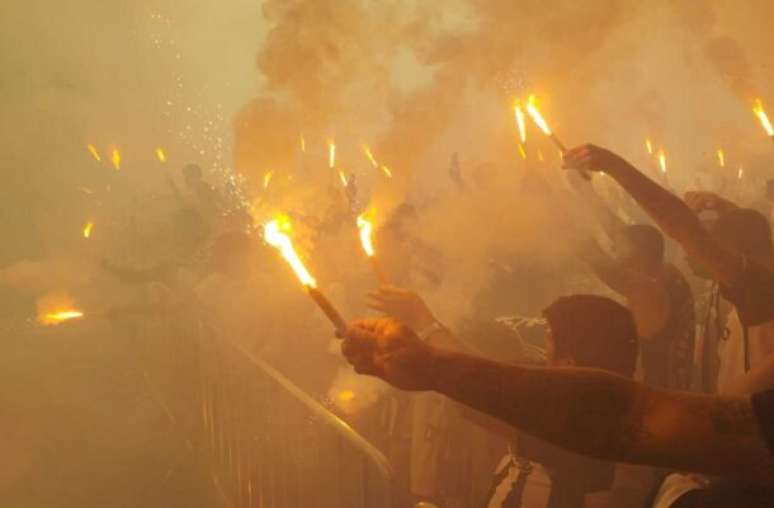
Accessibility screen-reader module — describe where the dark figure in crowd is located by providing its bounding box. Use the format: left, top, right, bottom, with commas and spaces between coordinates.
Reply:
578, 224, 695, 390
341, 144, 774, 505
482, 295, 638, 508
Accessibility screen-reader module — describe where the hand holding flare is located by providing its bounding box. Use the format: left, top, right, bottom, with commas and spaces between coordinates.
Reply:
263, 219, 347, 332
357, 214, 388, 285
524, 95, 589, 180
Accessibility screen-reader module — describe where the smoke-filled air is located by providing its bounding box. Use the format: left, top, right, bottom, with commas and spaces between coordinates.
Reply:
2, 0, 774, 506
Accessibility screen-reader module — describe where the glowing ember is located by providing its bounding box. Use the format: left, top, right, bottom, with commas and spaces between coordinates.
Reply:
357, 214, 375, 257
517, 143, 527, 160
87, 144, 102, 162
380, 165, 393, 178
525, 95, 553, 136
155, 147, 167, 163
111, 149, 121, 170
362, 144, 379, 168
753, 99, 774, 136
263, 171, 274, 190
83, 222, 94, 239
300, 133, 306, 153
43, 310, 84, 324
514, 103, 527, 143
717, 149, 725, 167
328, 141, 336, 169
657, 148, 667, 174
337, 390, 355, 402
338, 170, 348, 187
263, 219, 317, 288
645, 138, 653, 155
738, 166, 744, 180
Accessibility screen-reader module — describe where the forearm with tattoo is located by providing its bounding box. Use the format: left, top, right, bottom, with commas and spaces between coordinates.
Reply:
427, 349, 774, 484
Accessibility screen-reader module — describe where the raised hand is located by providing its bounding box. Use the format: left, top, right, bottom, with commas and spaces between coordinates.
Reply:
366, 286, 436, 331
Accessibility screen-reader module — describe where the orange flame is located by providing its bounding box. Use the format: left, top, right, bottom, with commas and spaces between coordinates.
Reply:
300, 133, 306, 153
328, 141, 336, 169
357, 214, 375, 257
525, 94, 553, 135
155, 147, 167, 163
738, 166, 744, 180
380, 165, 393, 178
657, 148, 667, 174
716, 149, 725, 167
263, 218, 317, 288
338, 170, 348, 187
111, 149, 121, 170
83, 222, 94, 239
753, 99, 774, 136
87, 144, 101, 162
514, 103, 527, 143
362, 144, 379, 168
645, 138, 653, 155
41, 310, 84, 325
263, 171, 274, 190
517, 143, 527, 160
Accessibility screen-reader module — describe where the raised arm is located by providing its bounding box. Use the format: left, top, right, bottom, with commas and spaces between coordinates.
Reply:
340, 318, 774, 486
562, 145, 744, 286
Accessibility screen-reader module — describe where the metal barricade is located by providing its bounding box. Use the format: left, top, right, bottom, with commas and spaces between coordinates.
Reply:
136, 317, 393, 508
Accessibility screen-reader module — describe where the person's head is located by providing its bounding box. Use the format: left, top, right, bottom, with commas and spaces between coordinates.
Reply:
543, 295, 638, 378
767, 179, 774, 202
710, 207, 773, 263
615, 224, 665, 273
182, 163, 203, 187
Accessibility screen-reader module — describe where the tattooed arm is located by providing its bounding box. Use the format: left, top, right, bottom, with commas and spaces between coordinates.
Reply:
340, 318, 774, 485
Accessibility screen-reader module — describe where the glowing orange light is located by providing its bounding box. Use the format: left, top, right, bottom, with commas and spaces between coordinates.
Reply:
657, 148, 667, 174
338, 170, 348, 187
645, 138, 653, 155
328, 141, 336, 169
83, 222, 94, 239
362, 144, 379, 168
41, 310, 84, 325
514, 103, 527, 143
380, 165, 393, 178
738, 166, 744, 180
517, 143, 527, 160
263, 218, 317, 288
357, 214, 375, 257
525, 95, 553, 136
155, 147, 167, 163
87, 144, 101, 162
717, 149, 725, 167
300, 133, 306, 153
111, 149, 121, 170
337, 390, 355, 402
263, 171, 274, 190
753, 99, 774, 136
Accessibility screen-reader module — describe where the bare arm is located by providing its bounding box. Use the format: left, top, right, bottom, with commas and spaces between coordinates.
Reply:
341, 319, 774, 485
563, 146, 744, 286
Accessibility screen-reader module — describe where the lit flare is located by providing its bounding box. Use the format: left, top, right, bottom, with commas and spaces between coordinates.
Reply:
657, 148, 667, 174
753, 99, 774, 137
514, 103, 527, 144
717, 149, 725, 167
357, 214, 375, 257
263, 171, 274, 190
155, 147, 167, 163
328, 141, 336, 169
380, 165, 393, 178
263, 219, 316, 288
525, 95, 553, 137
111, 149, 121, 170
83, 222, 94, 239
87, 144, 102, 162
645, 138, 653, 155
362, 144, 379, 168
41, 310, 84, 325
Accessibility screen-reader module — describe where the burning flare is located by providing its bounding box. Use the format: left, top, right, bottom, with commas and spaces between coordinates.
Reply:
525, 95, 553, 136
263, 219, 316, 288
753, 99, 774, 136
514, 103, 527, 144
87, 144, 102, 162
717, 149, 725, 167
155, 147, 167, 163
645, 138, 653, 155
357, 214, 375, 257
362, 144, 379, 168
657, 148, 667, 174
42, 310, 84, 325
328, 141, 336, 169
83, 222, 94, 239
738, 166, 744, 180
263, 171, 274, 190
338, 170, 348, 187
300, 133, 306, 153
517, 143, 527, 160
111, 149, 121, 170
380, 165, 393, 178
